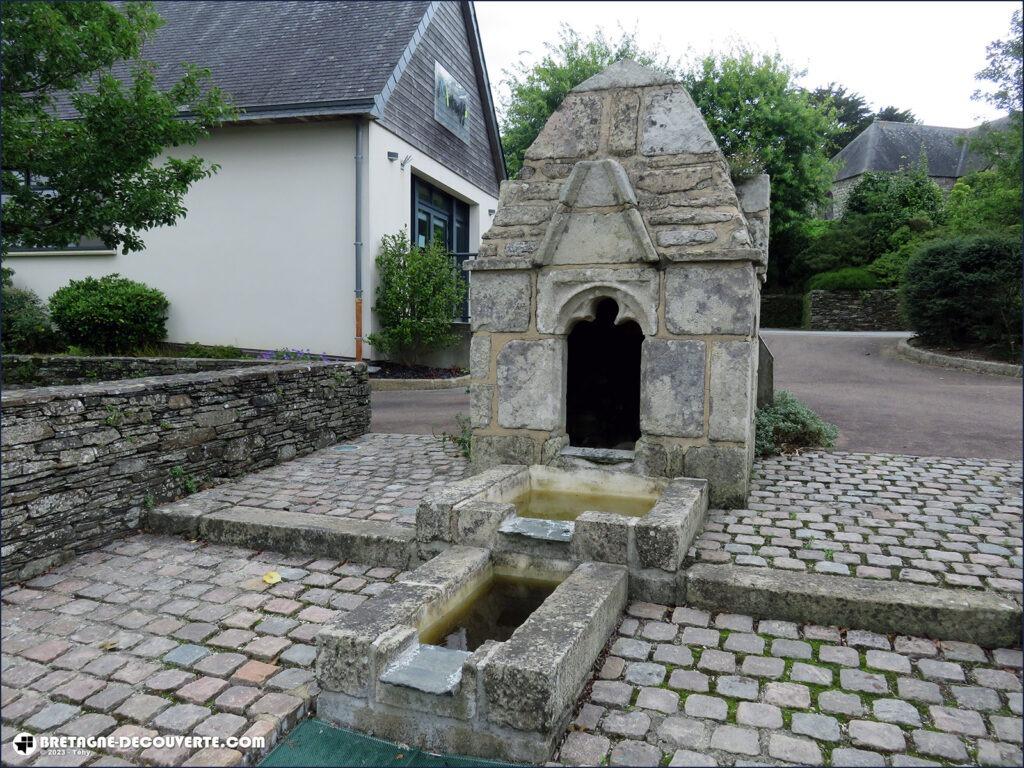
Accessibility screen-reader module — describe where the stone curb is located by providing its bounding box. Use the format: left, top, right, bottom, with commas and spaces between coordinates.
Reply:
897, 339, 1022, 378
370, 375, 470, 392
684, 563, 1022, 648
144, 504, 415, 568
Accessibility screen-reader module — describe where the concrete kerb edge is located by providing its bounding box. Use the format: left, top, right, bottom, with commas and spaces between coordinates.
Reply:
370, 375, 471, 392
143, 503, 416, 568
896, 339, 1022, 378
684, 563, 1022, 648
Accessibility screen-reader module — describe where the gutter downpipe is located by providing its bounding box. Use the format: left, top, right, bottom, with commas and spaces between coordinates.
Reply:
354, 119, 365, 362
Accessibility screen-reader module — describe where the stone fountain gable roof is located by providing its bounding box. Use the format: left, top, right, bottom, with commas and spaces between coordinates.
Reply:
572, 60, 678, 92
477, 61, 769, 270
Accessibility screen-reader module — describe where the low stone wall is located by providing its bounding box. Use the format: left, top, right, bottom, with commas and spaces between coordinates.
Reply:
2, 354, 270, 387
1, 361, 370, 584
805, 289, 907, 331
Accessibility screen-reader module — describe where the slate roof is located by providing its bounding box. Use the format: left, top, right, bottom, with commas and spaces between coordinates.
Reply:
832, 121, 995, 181
58, 1, 441, 119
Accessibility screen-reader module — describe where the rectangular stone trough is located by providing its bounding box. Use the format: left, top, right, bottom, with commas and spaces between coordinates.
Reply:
316, 546, 627, 763
415, 464, 708, 603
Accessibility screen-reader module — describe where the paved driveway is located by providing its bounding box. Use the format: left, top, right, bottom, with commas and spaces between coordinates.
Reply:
371, 331, 1022, 460
763, 330, 1021, 460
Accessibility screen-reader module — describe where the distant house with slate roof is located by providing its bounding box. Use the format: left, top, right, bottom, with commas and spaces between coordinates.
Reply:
826, 119, 1006, 218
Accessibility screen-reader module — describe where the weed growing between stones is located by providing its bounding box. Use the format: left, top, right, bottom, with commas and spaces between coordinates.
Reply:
754, 390, 838, 456
439, 413, 472, 459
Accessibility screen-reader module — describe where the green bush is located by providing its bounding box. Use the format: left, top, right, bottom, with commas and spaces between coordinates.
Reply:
867, 241, 920, 287
760, 294, 804, 328
945, 170, 1023, 237
2, 284, 62, 353
807, 267, 878, 292
902, 235, 1022, 353
48, 274, 169, 353
367, 229, 465, 364
844, 168, 945, 226
755, 390, 838, 457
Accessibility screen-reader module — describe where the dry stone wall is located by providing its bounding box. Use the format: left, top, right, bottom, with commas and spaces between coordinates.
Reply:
2, 354, 270, 387
1, 361, 370, 583
466, 61, 768, 507
806, 289, 907, 331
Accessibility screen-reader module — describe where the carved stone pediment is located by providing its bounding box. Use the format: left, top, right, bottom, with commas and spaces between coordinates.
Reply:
534, 159, 658, 266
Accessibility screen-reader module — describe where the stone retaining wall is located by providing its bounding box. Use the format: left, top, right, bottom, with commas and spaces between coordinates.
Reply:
2, 354, 271, 387
1, 361, 370, 583
805, 289, 907, 331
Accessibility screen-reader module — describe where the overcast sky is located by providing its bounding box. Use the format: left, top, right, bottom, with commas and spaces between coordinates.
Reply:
475, 1, 1018, 128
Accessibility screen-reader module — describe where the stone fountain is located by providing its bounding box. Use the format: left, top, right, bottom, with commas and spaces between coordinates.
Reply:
316, 60, 769, 763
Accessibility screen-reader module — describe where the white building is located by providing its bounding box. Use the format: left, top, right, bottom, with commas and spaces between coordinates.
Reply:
7, 0, 505, 363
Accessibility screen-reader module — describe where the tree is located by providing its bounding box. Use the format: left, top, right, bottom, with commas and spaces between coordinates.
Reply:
808, 83, 872, 155
874, 105, 916, 124
499, 25, 675, 177
1, 1, 233, 256
973, 9, 1022, 116
680, 48, 839, 284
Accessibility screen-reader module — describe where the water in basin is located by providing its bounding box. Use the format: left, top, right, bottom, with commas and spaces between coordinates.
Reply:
419, 575, 558, 652
512, 488, 656, 521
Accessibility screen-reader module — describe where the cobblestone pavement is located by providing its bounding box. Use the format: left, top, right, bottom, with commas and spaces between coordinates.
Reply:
557, 601, 1024, 767
692, 453, 1024, 603
1, 534, 404, 767
185, 433, 468, 527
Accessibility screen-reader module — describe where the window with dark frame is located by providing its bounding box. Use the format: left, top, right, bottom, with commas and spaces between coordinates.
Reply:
2, 168, 110, 252
412, 176, 472, 322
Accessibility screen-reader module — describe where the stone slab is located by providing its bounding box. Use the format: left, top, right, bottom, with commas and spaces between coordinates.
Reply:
483, 561, 629, 732
685, 564, 1022, 647
498, 516, 573, 543
198, 507, 414, 568
379, 644, 469, 695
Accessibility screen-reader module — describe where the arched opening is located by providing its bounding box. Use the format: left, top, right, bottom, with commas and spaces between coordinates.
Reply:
566, 298, 643, 450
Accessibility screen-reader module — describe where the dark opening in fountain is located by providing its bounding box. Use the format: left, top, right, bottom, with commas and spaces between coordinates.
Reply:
566, 298, 643, 450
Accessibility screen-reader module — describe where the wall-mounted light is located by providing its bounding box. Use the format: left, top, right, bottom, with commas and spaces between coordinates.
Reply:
400, 154, 413, 171
488, 209, 496, 216
387, 151, 399, 162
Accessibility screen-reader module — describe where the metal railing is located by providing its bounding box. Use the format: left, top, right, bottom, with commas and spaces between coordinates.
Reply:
452, 252, 475, 323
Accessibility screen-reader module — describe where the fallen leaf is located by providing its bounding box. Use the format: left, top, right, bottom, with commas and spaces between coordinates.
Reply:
263, 570, 281, 585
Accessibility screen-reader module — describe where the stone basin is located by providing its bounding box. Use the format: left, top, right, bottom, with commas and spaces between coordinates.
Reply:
316, 546, 627, 763
416, 463, 708, 603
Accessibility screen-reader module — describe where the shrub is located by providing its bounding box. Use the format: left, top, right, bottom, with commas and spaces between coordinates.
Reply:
945, 170, 1023, 236
367, 229, 465, 364
760, 294, 804, 328
867, 241, 921, 287
844, 167, 945, 226
807, 267, 878, 292
48, 274, 169, 353
1, 284, 62, 353
755, 390, 838, 457
902, 235, 1022, 354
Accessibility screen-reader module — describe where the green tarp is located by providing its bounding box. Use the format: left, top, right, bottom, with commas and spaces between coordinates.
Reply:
260, 719, 523, 768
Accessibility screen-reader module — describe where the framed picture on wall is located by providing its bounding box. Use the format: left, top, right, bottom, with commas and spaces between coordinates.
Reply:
434, 62, 470, 142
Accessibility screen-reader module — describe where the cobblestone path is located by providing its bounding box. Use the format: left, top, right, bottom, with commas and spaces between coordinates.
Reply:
693, 453, 1023, 602
189, 433, 468, 527
1, 535, 405, 766
557, 601, 1024, 767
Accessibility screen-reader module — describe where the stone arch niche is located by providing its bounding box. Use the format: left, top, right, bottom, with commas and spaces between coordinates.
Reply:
565, 297, 643, 450
465, 60, 770, 508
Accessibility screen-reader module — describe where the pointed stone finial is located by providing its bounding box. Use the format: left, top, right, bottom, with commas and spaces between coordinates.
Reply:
572, 59, 677, 92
